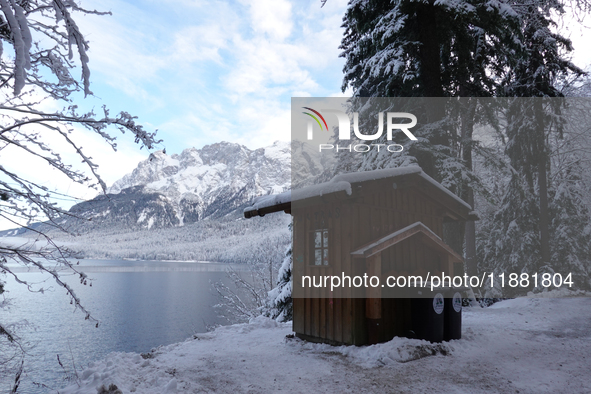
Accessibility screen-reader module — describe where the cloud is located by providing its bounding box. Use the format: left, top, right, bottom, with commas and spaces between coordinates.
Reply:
44, 0, 350, 165
75, 0, 591, 161
224, 38, 319, 97
201, 0, 349, 149
171, 25, 229, 65
244, 0, 293, 41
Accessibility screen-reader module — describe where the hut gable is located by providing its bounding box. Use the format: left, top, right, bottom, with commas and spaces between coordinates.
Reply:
350, 221, 463, 262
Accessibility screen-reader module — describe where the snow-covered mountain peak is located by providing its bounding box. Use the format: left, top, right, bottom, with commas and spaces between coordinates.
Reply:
22, 140, 332, 233
106, 141, 292, 224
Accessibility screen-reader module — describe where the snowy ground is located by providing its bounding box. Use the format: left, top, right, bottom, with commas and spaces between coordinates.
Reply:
59, 291, 591, 394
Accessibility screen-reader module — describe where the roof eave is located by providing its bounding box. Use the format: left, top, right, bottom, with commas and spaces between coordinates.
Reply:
243, 202, 292, 218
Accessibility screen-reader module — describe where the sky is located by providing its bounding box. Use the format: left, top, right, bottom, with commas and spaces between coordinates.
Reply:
2, 0, 591, 230
1, 0, 351, 231
80, 0, 350, 153
73, 0, 591, 175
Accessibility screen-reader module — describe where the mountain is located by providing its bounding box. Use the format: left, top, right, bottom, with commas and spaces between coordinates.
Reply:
108, 141, 291, 222
57, 141, 294, 232
291, 140, 335, 186
0, 140, 332, 237
0, 140, 331, 261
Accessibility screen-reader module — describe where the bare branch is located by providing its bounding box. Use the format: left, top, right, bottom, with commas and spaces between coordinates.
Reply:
0, 0, 162, 381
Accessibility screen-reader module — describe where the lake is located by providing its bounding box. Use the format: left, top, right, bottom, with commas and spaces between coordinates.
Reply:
1, 259, 239, 393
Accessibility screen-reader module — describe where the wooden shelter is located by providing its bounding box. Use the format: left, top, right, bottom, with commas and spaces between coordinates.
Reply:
244, 167, 475, 345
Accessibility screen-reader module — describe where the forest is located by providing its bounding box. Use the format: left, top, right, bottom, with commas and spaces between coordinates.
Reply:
268, 0, 591, 321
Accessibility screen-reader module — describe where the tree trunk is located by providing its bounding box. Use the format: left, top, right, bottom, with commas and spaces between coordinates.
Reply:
538, 160, 551, 265
417, 1, 443, 98
414, 2, 446, 179
533, 99, 551, 267
464, 189, 477, 276
461, 99, 477, 276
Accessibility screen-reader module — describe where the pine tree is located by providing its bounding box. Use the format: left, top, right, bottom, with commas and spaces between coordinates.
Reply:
266, 240, 293, 322
479, 133, 591, 293
479, 0, 588, 287
545, 101, 591, 290
340, 0, 520, 99
504, 0, 583, 266
478, 175, 543, 296
338, 0, 522, 260
339, 0, 523, 181
338, 0, 591, 287
549, 172, 591, 290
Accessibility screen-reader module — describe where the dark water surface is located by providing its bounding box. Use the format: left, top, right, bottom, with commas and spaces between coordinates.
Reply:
2, 259, 235, 393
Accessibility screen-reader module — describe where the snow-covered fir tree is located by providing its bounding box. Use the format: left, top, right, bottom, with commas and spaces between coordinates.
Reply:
338, 0, 523, 262
338, 0, 591, 292
338, 0, 523, 187
548, 172, 591, 290
501, 0, 583, 265
340, 0, 520, 98
477, 0, 591, 293
265, 241, 293, 322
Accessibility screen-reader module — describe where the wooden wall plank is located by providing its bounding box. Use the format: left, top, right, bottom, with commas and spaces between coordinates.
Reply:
320, 294, 326, 339
366, 253, 382, 319
333, 211, 342, 342
312, 297, 319, 339
334, 297, 342, 344
293, 298, 305, 335
342, 205, 353, 344
305, 297, 311, 336
293, 211, 307, 335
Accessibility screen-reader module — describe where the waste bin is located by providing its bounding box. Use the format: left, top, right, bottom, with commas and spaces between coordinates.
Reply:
411, 286, 445, 343
443, 290, 462, 341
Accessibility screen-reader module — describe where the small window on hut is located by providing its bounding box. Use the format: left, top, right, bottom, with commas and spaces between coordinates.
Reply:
311, 229, 329, 266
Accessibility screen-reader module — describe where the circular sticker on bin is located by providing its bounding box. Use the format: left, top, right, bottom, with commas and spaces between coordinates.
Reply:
433, 293, 444, 314
452, 292, 462, 313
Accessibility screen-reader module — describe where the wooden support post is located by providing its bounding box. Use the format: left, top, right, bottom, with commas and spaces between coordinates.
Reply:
366, 253, 381, 344
365, 253, 382, 319
447, 255, 455, 276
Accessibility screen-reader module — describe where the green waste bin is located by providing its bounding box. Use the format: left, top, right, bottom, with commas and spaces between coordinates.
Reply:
411, 287, 445, 343
444, 290, 462, 341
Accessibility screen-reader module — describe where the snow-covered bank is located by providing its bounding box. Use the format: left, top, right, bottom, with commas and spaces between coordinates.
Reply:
59, 293, 591, 394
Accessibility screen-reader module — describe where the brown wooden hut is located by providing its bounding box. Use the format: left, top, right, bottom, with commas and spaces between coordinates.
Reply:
244, 167, 475, 345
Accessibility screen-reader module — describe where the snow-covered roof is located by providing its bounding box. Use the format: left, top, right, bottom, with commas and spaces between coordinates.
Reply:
244, 190, 292, 214
244, 166, 472, 218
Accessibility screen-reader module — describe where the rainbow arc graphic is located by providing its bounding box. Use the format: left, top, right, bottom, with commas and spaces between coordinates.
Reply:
302, 107, 328, 132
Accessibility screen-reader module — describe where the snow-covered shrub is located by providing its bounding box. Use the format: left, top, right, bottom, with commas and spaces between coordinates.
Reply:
212, 227, 290, 323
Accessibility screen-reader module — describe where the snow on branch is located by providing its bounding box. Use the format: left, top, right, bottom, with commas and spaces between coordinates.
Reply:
52, 0, 91, 96
0, 0, 162, 356
0, 0, 32, 95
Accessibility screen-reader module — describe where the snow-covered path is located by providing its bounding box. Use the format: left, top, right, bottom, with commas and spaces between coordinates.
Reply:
59, 294, 591, 394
